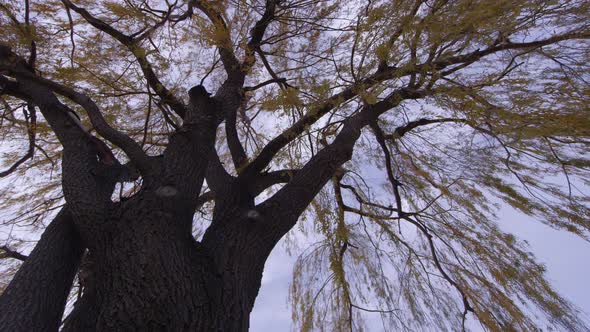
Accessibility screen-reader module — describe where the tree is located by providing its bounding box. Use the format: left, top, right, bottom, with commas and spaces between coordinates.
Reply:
0, 0, 588, 330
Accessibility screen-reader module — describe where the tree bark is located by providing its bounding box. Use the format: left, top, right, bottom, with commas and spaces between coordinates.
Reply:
56, 187, 273, 332
0, 207, 83, 332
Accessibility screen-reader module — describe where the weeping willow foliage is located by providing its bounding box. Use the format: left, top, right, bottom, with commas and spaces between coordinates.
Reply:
1, 0, 589, 331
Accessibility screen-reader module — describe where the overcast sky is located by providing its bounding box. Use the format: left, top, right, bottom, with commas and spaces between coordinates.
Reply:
250, 206, 590, 331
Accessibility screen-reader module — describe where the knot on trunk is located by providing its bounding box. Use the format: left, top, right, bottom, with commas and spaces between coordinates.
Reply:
155, 185, 178, 197
245, 209, 261, 221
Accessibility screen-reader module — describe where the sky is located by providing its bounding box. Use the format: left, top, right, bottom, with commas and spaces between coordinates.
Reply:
250, 205, 590, 331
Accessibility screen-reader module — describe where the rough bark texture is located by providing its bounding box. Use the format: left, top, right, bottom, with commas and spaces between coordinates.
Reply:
61, 192, 223, 331
0, 207, 83, 332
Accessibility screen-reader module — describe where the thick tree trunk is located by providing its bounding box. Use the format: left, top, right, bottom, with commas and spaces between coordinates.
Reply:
57, 188, 270, 332
200, 217, 274, 331
0, 207, 84, 332
0, 188, 273, 332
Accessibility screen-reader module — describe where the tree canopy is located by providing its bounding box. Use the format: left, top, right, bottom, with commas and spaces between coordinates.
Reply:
0, 0, 589, 331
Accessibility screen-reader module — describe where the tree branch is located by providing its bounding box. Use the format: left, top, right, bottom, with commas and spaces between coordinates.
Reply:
0, 245, 28, 261
194, 0, 280, 172
0, 45, 151, 175
225, 99, 249, 170
241, 31, 590, 177
259, 87, 428, 237
400, 215, 476, 324
243, 0, 280, 68
384, 118, 468, 140
61, 0, 187, 118
0, 68, 126, 225
370, 121, 403, 217
192, 0, 241, 78
0, 102, 36, 178
197, 168, 297, 210
244, 77, 287, 91
160, 86, 220, 211
191, 0, 247, 168
205, 148, 234, 195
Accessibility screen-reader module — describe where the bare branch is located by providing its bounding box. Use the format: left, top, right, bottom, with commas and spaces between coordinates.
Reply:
244, 77, 287, 91
400, 215, 476, 327
61, 0, 187, 118
0, 103, 36, 178
371, 121, 404, 218
0, 245, 28, 261
385, 118, 468, 140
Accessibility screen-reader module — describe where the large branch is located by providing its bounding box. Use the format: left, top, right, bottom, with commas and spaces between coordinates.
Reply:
160, 86, 220, 211
258, 87, 428, 238
0, 207, 84, 331
224, 100, 249, 170
1, 70, 122, 225
243, 0, 280, 68
61, 0, 187, 118
192, 0, 245, 168
194, 0, 279, 171
197, 168, 296, 209
0, 45, 151, 175
0, 74, 89, 156
205, 148, 234, 195
241, 30, 590, 178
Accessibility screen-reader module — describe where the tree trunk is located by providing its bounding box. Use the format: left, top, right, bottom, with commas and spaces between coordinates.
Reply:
0, 207, 83, 332
0, 191, 275, 332
54, 188, 271, 332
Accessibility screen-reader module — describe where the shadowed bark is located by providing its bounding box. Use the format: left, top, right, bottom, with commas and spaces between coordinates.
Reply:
0, 207, 83, 332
